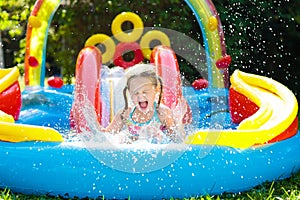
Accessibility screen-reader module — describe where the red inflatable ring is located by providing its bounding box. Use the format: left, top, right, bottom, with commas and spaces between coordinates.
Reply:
113, 42, 144, 69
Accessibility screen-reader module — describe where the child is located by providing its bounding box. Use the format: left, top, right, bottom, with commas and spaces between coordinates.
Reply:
99, 63, 185, 143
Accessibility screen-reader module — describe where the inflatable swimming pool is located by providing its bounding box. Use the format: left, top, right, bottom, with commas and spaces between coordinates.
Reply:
1, 79, 300, 199
1, 0, 300, 199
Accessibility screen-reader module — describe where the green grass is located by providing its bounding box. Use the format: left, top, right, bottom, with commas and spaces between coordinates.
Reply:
1, 170, 299, 200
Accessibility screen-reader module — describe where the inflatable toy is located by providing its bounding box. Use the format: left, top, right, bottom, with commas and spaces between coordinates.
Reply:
47, 76, 64, 88
113, 42, 144, 69
207, 16, 218, 31
84, 34, 116, 64
70, 46, 102, 133
24, 0, 61, 86
0, 0, 299, 199
28, 15, 42, 28
85, 13, 170, 63
1, 63, 299, 199
216, 54, 232, 69
111, 12, 144, 42
192, 78, 209, 90
23, 1, 227, 89
186, 70, 298, 148
28, 55, 39, 67
140, 30, 171, 60
150, 45, 182, 107
0, 67, 21, 120
151, 45, 192, 124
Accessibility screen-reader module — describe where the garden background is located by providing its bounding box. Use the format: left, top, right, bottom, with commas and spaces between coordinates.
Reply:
1, 0, 299, 93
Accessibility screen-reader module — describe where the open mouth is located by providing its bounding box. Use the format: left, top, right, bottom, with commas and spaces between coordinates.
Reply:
139, 101, 148, 110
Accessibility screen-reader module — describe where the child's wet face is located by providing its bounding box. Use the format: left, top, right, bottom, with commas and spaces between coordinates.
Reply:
128, 77, 158, 113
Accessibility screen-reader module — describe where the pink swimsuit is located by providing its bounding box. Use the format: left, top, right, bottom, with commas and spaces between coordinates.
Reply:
124, 106, 168, 143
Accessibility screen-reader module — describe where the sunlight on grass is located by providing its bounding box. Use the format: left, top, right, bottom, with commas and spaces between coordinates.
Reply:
0, 188, 11, 200
1, 170, 299, 200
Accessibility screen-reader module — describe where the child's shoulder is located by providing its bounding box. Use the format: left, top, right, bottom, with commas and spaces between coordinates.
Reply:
157, 104, 172, 114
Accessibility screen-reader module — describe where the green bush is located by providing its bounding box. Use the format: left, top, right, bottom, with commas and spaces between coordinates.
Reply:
1, 0, 299, 96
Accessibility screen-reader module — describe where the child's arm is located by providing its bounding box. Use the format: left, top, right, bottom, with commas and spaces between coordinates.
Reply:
172, 97, 191, 124
163, 107, 175, 131
157, 105, 177, 141
99, 108, 129, 133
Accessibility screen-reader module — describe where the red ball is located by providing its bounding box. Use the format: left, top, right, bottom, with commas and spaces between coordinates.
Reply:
192, 78, 208, 90
47, 76, 64, 88
28, 56, 39, 67
216, 55, 231, 69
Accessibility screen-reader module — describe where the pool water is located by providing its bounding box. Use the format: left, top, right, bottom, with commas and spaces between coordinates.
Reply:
17, 85, 238, 136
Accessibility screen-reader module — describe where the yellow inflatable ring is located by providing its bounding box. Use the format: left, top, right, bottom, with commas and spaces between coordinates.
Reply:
85, 34, 115, 64
111, 12, 144, 42
140, 30, 171, 60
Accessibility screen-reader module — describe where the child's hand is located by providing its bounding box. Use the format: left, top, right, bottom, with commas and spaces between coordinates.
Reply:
171, 97, 188, 124
98, 125, 106, 132
171, 97, 192, 142
171, 97, 192, 125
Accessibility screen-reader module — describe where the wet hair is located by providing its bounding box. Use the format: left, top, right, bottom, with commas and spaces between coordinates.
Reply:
123, 70, 163, 111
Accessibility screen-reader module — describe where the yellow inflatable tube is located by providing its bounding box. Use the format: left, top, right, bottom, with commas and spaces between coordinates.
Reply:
0, 67, 20, 93
0, 110, 14, 123
233, 70, 298, 132
0, 122, 64, 142
230, 71, 273, 129
186, 70, 298, 149
0, 109, 63, 143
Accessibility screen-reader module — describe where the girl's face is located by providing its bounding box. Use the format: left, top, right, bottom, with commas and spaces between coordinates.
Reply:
128, 77, 159, 113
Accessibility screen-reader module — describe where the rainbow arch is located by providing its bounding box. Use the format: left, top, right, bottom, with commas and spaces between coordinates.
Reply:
24, 0, 228, 88
24, 0, 61, 86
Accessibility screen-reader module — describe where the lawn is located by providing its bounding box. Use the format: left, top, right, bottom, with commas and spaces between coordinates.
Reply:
1, 170, 299, 200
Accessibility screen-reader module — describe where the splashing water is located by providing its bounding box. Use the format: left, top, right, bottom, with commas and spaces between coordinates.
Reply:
72, 88, 192, 173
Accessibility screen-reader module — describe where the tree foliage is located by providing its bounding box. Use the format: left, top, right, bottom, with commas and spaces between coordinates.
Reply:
46, 0, 199, 83
0, 0, 35, 71
214, 0, 300, 96
1, 0, 299, 96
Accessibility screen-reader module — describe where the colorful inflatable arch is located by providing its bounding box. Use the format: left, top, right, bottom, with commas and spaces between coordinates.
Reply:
24, 0, 61, 86
24, 0, 229, 88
